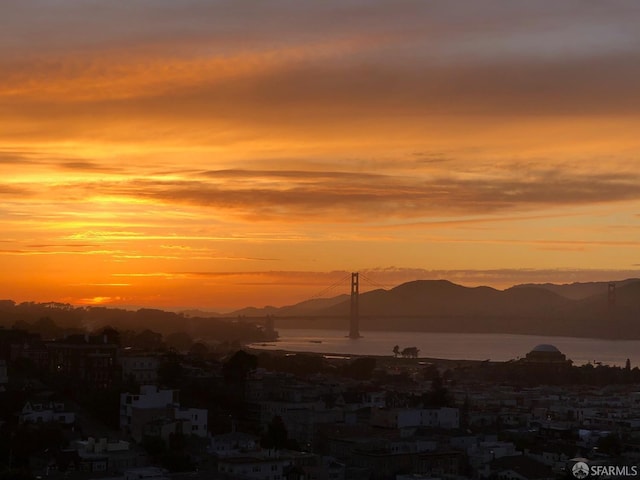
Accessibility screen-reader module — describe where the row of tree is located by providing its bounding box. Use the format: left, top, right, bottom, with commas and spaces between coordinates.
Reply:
392, 345, 420, 358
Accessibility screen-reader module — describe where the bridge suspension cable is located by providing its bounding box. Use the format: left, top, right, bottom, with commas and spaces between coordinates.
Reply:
359, 272, 392, 290
304, 272, 352, 302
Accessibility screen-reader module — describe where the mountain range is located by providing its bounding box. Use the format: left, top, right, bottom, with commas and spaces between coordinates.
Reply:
227, 278, 640, 339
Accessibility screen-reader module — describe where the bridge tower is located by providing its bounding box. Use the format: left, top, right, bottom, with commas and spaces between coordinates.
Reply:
349, 272, 361, 339
608, 282, 616, 308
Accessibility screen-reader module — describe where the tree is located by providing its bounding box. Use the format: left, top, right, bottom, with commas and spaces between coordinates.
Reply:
189, 342, 210, 359
223, 350, 257, 384
401, 346, 419, 358
0, 468, 33, 480
33, 316, 59, 339
158, 352, 184, 387
597, 433, 622, 456
343, 357, 376, 380
423, 369, 452, 407
133, 329, 164, 350
165, 332, 193, 352
393, 345, 400, 358
261, 416, 288, 451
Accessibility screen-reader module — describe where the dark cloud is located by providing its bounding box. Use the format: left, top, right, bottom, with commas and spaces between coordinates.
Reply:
68, 168, 640, 221
26, 244, 96, 248
4, 51, 640, 147
360, 267, 640, 288
117, 267, 640, 290
199, 169, 390, 181
0, 184, 31, 196
0, 151, 40, 165
2, 1, 638, 61
0, 151, 123, 173
58, 161, 120, 172
2, 1, 640, 145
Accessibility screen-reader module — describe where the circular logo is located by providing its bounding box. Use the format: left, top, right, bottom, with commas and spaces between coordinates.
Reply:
572, 461, 589, 479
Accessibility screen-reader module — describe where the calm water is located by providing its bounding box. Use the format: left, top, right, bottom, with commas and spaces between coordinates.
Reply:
250, 329, 640, 366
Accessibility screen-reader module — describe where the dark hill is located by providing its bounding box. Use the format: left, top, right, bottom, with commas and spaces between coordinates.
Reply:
512, 278, 640, 300
316, 280, 571, 319
267, 279, 640, 338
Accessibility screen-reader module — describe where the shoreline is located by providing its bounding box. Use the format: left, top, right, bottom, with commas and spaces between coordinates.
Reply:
245, 346, 491, 368
241, 329, 640, 367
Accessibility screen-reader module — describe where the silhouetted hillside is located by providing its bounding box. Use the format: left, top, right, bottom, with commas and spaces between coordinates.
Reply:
244, 279, 640, 339
316, 280, 570, 318
230, 305, 280, 317
2, 278, 638, 339
0, 301, 274, 342
512, 278, 640, 300
278, 295, 350, 316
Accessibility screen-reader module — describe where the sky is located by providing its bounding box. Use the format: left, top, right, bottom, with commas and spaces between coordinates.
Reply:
2, 1, 640, 311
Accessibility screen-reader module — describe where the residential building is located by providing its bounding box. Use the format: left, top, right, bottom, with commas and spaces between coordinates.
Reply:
120, 385, 207, 442
47, 332, 120, 389
20, 400, 75, 425
120, 354, 160, 384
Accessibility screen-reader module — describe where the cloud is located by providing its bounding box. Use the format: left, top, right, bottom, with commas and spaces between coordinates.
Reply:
2, 1, 640, 150
0, 151, 40, 165
0, 150, 126, 176
8, 50, 640, 127
58, 161, 120, 172
0, 184, 32, 196
26, 244, 96, 248
359, 267, 640, 289
69, 168, 640, 221
115, 267, 640, 292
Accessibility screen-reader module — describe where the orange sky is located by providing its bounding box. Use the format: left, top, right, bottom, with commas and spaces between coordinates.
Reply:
2, 1, 640, 311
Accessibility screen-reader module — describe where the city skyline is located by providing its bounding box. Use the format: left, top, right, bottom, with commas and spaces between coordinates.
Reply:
2, 1, 640, 310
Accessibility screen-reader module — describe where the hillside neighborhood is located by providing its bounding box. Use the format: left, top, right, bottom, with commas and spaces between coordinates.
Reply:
2, 320, 640, 479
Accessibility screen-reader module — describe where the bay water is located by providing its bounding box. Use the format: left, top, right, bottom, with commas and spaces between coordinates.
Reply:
250, 329, 640, 366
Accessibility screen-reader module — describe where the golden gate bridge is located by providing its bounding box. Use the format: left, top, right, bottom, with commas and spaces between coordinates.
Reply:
263, 272, 390, 340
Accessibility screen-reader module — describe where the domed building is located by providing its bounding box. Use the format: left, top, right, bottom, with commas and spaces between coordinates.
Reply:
523, 344, 571, 365
510, 344, 573, 385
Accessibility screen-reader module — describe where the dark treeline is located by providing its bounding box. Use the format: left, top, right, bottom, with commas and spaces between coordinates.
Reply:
455, 359, 640, 386
0, 300, 274, 343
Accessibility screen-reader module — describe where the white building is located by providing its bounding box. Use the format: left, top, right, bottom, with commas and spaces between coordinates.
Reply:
211, 431, 259, 457
420, 407, 460, 429
20, 401, 75, 425
467, 440, 519, 471
120, 385, 207, 441
120, 385, 179, 430
124, 467, 170, 480
370, 407, 460, 430
370, 408, 422, 429
74, 437, 144, 474
258, 400, 343, 445
218, 454, 293, 480
120, 355, 160, 384
174, 407, 208, 437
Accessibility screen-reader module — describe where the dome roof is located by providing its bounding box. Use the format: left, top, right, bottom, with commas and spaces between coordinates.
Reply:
531, 344, 560, 353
